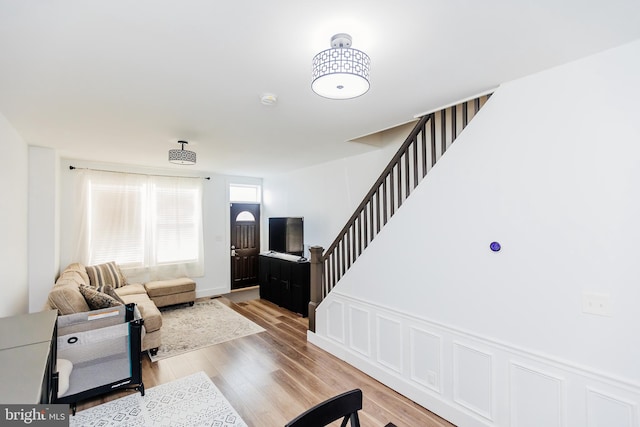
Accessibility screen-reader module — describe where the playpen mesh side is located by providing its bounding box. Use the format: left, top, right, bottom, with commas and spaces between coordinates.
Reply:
57, 305, 129, 334
58, 322, 129, 364
56, 307, 139, 398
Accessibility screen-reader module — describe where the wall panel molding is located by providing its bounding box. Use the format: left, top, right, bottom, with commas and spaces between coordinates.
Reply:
349, 305, 371, 357
587, 388, 637, 427
453, 342, 494, 420
329, 290, 640, 391
510, 362, 565, 427
376, 314, 403, 373
312, 293, 640, 427
325, 300, 345, 343
409, 327, 443, 394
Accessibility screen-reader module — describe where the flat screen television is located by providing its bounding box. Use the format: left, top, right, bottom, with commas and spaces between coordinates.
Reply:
268, 217, 304, 256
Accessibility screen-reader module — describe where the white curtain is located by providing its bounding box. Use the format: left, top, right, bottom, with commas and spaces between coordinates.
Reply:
73, 169, 204, 282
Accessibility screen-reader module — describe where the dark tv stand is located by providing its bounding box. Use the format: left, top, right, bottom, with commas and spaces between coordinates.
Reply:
259, 251, 310, 317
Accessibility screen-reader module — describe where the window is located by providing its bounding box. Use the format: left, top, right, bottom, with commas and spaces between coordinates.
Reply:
75, 170, 204, 278
87, 179, 146, 266
230, 184, 261, 203
152, 177, 201, 264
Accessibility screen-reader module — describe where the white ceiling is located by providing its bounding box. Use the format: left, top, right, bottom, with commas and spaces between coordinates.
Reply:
1, 0, 639, 177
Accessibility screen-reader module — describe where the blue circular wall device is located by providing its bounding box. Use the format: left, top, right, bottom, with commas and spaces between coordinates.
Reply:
490, 241, 501, 252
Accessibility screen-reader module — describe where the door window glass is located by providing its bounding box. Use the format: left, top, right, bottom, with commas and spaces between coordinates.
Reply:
236, 211, 256, 222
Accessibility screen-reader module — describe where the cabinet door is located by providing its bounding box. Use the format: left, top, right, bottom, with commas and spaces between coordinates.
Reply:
278, 260, 292, 311
290, 262, 310, 316
258, 256, 271, 300
268, 258, 282, 306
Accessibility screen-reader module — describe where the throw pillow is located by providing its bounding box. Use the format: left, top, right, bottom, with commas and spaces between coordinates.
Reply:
79, 284, 123, 310
102, 284, 126, 304
85, 261, 127, 289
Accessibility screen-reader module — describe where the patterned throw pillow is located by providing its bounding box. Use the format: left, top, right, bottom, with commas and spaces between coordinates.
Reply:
101, 284, 126, 304
79, 284, 123, 310
85, 261, 127, 289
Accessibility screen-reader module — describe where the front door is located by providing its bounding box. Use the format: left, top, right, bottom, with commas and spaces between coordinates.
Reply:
230, 203, 260, 290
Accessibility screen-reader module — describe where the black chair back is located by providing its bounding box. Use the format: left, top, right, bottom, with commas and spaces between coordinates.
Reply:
285, 389, 362, 427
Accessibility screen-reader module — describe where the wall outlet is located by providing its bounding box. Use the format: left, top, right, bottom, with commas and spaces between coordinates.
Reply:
582, 292, 611, 316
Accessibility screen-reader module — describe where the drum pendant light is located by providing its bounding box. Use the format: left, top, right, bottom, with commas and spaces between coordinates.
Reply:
312, 33, 370, 100
168, 140, 196, 165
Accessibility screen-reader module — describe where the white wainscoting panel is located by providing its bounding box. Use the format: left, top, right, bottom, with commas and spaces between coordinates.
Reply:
349, 305, 371, 357
510, 362, 565, 427
587, 388, 637, 427
325, 300, 345, 343
453, 342, 494, 420
376, 314, 403, 373
309, 293, 640, 427
409, 327, 443, 394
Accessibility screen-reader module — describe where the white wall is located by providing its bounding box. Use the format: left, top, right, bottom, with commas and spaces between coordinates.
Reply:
0, 112, 29, 316
28, 146, 59, 312
58, 158, 261, 298
305, 41, 640, 427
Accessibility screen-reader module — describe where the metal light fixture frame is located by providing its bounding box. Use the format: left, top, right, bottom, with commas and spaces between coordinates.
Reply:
168, 140, 196, 165
312, 33, 370, 100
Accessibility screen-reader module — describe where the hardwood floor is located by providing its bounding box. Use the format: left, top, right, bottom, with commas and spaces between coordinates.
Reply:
76, 297, 455, 427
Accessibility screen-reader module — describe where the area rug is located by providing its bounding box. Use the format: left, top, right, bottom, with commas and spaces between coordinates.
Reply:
70, 371, 247, 427
149, 299, 265, 362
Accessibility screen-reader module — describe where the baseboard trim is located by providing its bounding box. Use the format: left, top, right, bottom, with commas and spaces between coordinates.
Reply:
196, 286, 229, 299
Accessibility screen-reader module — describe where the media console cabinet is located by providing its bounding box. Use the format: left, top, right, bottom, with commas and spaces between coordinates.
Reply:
259, 251, 310, 317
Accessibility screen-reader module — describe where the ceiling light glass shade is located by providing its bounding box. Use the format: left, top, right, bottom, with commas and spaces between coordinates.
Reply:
169, 141, 196, 165
312, 34, 370, 100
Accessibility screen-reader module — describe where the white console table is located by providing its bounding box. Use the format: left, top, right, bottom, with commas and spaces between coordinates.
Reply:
0, 310, 58, 403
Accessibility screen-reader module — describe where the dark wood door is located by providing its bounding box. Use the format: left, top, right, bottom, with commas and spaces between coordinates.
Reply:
230, 203, 260, 290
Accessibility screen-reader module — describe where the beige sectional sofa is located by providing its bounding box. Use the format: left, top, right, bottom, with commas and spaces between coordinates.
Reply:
45, 262, 196, 355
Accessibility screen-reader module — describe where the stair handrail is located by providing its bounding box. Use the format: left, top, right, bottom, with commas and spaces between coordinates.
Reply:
322, 114, 432, 259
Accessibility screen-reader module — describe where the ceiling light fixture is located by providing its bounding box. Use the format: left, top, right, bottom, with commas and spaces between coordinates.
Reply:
312, 33, 370, 100
168, 140, 196, 165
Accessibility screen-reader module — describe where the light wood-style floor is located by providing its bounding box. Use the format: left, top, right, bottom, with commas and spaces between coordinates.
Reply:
76, 296, 455, 427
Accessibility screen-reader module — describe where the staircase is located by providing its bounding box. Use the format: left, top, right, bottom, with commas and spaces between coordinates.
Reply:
308, 94, 492, 331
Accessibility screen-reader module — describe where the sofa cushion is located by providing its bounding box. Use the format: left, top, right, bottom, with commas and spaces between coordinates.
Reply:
119, 294, 162, 332
114, 283, 147, 297
86, 261, 127, 289
48, 285, 90, 315
145, 278, 196, 297
56, 269, 89, 288
63, 262, 91, 285
79, 284, 123, 310
54, 275, 86, 289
